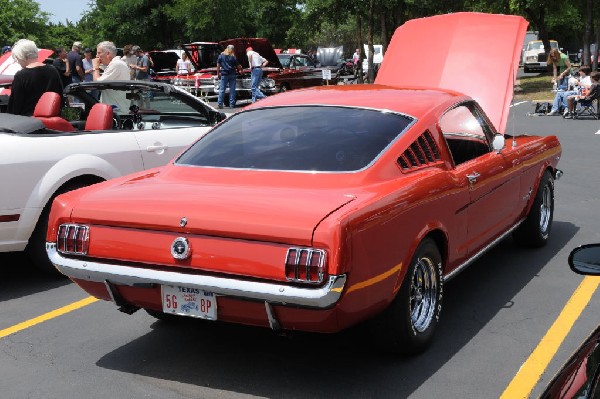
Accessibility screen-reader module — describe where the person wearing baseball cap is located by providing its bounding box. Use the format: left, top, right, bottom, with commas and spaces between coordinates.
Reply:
67, 41, 84, 83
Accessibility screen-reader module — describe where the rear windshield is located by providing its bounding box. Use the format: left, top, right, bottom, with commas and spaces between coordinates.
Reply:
176, 106, 413, 172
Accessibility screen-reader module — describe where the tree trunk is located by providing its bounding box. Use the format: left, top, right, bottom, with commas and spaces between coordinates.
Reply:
367, 0, 375, 83
356, 14, 364, 84
594, 8, 599, 71
583, 0, 593, 66
381, 8, 388, 55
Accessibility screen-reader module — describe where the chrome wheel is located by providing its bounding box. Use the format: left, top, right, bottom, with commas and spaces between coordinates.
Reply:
410, 256, 438, 333
512, 171, 554, 248
539, 183, 552, 234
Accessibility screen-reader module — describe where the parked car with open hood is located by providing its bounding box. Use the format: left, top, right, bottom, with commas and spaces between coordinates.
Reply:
47, 13, 561, 354
152, 43, 223, 98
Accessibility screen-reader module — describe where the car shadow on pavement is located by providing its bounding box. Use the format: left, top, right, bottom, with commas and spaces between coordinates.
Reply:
0, 252, 70, 302
96, 221, 578, 398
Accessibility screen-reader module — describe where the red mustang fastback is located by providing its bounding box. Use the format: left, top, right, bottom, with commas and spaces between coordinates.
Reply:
46, 13, 562, 354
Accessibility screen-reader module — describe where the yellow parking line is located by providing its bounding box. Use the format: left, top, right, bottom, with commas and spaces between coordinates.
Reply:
501, 276, 600, 398
0, 296, 98, 339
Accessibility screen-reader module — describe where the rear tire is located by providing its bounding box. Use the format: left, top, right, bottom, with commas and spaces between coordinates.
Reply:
372, 238, 443, 355
513, 171, 554, 247
26, 204, 55, 274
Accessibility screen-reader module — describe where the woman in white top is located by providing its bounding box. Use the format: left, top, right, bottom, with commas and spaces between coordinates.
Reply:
176, 53, 192, 75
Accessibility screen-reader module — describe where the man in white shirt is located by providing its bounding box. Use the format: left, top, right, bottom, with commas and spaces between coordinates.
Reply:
92, 41, 130, 81
246, 46, 269, 103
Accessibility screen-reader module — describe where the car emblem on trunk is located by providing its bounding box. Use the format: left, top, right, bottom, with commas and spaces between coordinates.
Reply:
171, 237, 191, 260
180, 217, 187, 227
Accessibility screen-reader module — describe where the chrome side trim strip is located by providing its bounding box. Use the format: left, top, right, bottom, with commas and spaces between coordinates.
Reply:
444, 219, 524, 282
47, 244, 346, 309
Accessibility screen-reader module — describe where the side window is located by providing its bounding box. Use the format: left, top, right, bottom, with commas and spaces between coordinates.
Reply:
295, 56, 308, 67
439, 104, 491, 166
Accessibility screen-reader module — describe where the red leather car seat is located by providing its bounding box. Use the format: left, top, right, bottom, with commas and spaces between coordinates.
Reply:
85, 103, 113, 131
33, 92, 76, 132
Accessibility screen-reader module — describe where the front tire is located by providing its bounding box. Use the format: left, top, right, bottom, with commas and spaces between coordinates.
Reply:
372, 238, 443, 355
513, 171, 554, 247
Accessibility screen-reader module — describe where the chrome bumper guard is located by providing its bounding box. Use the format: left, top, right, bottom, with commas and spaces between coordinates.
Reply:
47, 243, 346, 309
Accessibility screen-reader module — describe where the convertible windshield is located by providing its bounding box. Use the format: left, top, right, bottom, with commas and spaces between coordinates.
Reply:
176, 106, 413, 172
68, 85, 202, 115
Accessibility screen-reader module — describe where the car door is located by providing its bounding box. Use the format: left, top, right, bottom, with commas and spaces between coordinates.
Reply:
131, 126, 212, 169
289, 55, 323, 88
441, 103, 520, 253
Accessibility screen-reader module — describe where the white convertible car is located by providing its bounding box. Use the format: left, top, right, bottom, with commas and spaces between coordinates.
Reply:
0, 80, 225, 272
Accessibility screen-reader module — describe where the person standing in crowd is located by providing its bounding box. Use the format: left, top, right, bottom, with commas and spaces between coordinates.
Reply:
7, 39, 63, 116
176, 52, 192, 76
121, 44, 136, 80
547, 47, 572, 90
547, 66, 592, 116
81, 48, 94, 82
246, 46, 268, 103
216, 44, 242, 109
52, 47, 70, 88
352, 48, 361, 78
67, 41, 84, 84
130, 45, 150, 80
92, 41, 129, 81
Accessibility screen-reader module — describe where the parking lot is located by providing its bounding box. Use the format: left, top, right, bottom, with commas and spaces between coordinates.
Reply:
1, 99, 600, 398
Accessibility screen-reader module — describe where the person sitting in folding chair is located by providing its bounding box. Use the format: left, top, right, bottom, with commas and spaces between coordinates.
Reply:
565, 71, 600, 119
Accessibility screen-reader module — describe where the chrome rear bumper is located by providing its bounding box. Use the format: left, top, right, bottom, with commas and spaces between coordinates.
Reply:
47, 243, 346, 309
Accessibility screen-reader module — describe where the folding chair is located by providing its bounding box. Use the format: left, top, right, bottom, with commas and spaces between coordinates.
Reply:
573, 98, 600, 120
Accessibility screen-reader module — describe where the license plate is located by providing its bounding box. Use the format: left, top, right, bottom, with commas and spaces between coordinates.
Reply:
161, 285, 217, 320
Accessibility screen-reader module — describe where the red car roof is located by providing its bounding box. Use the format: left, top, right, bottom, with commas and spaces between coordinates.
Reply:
244, 84, 467, 120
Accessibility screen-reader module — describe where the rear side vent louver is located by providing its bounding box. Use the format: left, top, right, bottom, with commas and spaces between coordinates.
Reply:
397, 130, 441, 170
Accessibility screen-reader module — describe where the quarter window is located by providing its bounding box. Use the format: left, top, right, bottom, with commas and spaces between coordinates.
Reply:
440, 104, 492, 166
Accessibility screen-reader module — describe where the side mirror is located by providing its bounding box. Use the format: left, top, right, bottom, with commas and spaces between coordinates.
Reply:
569, 244, 600, 275
492, 134, 505, 153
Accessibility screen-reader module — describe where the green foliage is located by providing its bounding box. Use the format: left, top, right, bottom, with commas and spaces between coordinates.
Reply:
0, 0, 597, 61
0, 0, 49, 46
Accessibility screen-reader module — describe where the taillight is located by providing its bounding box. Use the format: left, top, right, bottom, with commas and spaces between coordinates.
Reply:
57, 224, 90, 255
285, 248, 325, 284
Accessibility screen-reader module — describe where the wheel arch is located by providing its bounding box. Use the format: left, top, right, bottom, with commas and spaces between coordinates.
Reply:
394, 226, 448, 290
18, 154, 122, 245
522, 165, 556, 217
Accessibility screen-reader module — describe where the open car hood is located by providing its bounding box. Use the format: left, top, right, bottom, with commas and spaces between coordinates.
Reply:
181, 42, 223, 71
375, 12, 527, 134
149, 51, 180, 75
317, 46, 344, 67
220, 38, 283, 69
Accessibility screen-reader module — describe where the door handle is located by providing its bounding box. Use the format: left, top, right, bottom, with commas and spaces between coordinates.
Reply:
147, 145, 168, 154
466, 172, 480, 184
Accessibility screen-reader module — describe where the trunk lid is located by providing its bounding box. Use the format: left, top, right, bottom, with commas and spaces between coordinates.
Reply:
71, 167, 356, 244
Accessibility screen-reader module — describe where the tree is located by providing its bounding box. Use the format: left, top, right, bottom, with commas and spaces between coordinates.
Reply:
0, 0, 50, 46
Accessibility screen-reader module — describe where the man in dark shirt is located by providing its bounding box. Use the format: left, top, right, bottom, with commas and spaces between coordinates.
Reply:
52, 47, 69, 88
67, 41, 84, 84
